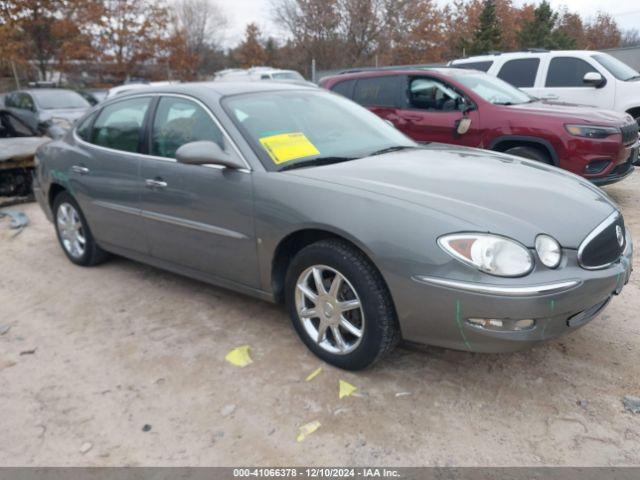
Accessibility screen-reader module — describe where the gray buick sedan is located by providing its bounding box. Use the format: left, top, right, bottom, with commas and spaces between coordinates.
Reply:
33, 82, 633, 370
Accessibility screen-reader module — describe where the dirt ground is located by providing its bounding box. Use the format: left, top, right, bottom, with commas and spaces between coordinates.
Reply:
0, 174, 639, 467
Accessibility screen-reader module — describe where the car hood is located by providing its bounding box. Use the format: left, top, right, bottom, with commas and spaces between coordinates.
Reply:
0, 137, 51, 162
504, 101, 632, 125
286, 145, 617, 248
39, 109, 87, 122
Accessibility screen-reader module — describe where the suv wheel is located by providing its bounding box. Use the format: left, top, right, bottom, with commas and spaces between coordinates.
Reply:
53, 192, 108, 266
504, 146, 552, 165
285, 239, 399, 370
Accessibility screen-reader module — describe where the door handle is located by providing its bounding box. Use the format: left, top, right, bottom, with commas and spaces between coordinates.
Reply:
541, 94, 559, 101
71, 165, 90, 175
145, 178, 168, 189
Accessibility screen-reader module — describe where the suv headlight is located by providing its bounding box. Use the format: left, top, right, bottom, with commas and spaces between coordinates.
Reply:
438, 233, 534, 277
565, 124, 619, 139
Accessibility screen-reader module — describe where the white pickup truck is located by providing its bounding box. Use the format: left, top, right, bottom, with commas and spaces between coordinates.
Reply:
449, 50, 640, 124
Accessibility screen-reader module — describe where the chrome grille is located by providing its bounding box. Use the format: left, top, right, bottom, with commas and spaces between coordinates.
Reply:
578, 212, 625, 270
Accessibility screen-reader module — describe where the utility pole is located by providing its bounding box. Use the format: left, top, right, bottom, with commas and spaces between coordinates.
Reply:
311, 58, 316, 83
11, 60, 21, 89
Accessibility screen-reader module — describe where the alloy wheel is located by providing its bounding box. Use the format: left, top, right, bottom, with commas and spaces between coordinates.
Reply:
56, 202, 86, 259
295, 265, 365, 355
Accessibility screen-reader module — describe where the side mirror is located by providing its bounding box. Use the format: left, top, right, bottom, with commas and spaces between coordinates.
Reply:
583, 72, 606, 88
176, 141, 245, 169
455, 117, 472, 137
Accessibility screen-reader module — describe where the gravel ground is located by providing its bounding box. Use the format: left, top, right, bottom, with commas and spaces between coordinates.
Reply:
0, 174, 639, 467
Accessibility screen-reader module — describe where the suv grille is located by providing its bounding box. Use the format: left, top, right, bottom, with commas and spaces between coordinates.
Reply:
578, 213, 625, 269
621, 122, 639, 146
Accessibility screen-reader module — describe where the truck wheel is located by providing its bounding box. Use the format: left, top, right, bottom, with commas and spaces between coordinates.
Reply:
285, 239, 399, 370
504, 146, 552, 165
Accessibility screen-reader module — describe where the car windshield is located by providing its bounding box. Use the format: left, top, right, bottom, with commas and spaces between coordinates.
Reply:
592, 53, 640, 81
31, 90, 90, 109
223, 90, 416, 171
272, 72, 305, 81
451, 72, 533, 105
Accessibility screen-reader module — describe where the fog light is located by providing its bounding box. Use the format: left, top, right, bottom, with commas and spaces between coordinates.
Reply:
466, 318, 536, 331
585, 159, 610, 174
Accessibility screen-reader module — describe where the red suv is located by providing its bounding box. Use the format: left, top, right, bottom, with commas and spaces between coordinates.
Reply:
320, 68, 639, 185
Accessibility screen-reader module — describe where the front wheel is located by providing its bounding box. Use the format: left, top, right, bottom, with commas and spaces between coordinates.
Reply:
285, 239, 399, 370
504, 146, 552, 165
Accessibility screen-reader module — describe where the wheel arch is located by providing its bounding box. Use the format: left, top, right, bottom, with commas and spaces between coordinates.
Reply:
489, 135, 559, 166
270, 227, 380, 305
48, 182, 67, 210
626, 107, 640, 123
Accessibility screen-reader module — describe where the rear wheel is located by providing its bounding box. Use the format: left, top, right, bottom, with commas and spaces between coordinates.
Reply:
53, 192, 108, 266
504, 145, 552, 165
285, 239, 399, 370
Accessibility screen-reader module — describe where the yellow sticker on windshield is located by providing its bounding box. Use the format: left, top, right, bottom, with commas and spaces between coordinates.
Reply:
259, 132, 320, 164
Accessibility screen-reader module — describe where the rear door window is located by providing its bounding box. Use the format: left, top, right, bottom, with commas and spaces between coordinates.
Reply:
453, 61, 493, 72
546, 57, 599, 87
497, 58, 540, 88
353, 76, 404, 107
330, 79, 357, 98
91, 97, 151, 153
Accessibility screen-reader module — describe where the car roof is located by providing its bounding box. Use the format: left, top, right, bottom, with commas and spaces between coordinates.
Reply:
16, 88, 77, 95
116, 81, 317, 99
452, 50, 600, 62
323, 67, 477, 82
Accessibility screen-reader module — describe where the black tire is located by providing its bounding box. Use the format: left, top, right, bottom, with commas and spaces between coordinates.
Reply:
284, 239, 399, 370
53, 191, 108, 266
504, 145, 552, 165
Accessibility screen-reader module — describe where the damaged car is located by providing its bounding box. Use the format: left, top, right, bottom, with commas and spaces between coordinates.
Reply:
0, 109, 50, 199
3, 88, 90, 139
33, 83, 633, 370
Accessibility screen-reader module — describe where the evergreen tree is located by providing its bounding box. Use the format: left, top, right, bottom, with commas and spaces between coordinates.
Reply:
518, 0, 575, 49
470, 0, 502, 55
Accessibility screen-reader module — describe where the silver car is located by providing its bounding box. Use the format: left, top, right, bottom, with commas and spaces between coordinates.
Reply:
32, 82, 633, 370
4, 89, 90, 138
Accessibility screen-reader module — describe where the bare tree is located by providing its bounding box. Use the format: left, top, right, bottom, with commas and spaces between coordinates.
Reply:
272, 0, 343, 69
339, 0, 386, 65
170, 0, 228, 77
173, 0, 227, 54
621, 28, 640, 47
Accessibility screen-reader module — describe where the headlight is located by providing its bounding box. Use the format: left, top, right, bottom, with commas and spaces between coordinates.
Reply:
50, 117, 72, 130
535, 234, 562, 268
438, 233, 534, 277
565, 124, 619, 139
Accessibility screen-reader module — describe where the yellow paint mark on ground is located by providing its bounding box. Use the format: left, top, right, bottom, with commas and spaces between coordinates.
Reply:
305, 367, 323, 382
224, 345, 253, 367
339, 380, 357, 399
296, 420, 321, 442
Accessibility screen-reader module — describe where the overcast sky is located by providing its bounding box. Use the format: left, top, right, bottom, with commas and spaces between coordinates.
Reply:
217, 0, 640, 46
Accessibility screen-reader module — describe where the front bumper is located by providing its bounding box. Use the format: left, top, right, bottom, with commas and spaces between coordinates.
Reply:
590, 142, 637, 186
397, 234, 633, 353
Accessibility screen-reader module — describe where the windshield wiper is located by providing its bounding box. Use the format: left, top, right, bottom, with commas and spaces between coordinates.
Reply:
366, 145, 419, 157
626, 75, 640, 81
279, 156, 355, 171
